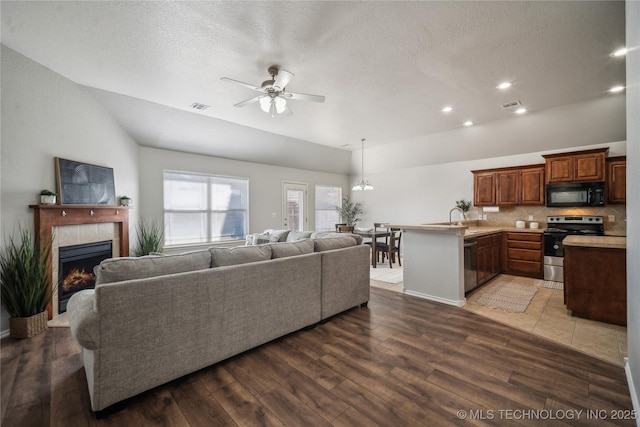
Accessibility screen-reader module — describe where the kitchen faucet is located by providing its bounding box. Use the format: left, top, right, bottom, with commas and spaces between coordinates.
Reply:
449, 207, 464, 225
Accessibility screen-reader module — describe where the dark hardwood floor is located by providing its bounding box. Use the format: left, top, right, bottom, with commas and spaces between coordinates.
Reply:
1, 287, 636, 426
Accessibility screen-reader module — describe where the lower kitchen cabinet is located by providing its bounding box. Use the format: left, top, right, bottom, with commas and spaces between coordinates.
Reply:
476, 233, 502, 287
504, 232, 543, 278
564, 245, 626, 326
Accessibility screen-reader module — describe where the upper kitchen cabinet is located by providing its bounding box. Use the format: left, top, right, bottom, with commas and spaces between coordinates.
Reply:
472, 165, 545, 206
519, 166, 545, 205
473, 171, 496, 206
606, 156, 626, 204
542, 148, 608, 183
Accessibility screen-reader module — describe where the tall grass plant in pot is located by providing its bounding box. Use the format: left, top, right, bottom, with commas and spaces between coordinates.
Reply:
134, 219, 165, 256
0, 228, 52, 338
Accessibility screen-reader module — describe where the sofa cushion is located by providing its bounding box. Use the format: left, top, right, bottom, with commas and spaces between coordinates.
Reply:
311, 232, 363, 245
210, 245, 272, 267
263, 229, 290, 242
286, 231, 313, 242
269, 239, 314, 259
95, 250, 212, 284
313, 236, 358, 252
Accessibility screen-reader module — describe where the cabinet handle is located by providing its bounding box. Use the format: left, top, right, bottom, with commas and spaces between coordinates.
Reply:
61, 210, 67, 217
89, 210, 95, 216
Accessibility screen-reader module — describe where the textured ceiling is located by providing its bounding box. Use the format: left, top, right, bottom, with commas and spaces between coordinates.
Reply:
1, 1, 626, 157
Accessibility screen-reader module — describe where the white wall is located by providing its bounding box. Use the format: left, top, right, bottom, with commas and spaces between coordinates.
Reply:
0, 45, 140, 333
624, 0, 640, 415
137, 146, 350, 246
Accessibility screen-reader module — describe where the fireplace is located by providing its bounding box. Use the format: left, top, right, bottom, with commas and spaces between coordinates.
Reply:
58, 240, 112, 313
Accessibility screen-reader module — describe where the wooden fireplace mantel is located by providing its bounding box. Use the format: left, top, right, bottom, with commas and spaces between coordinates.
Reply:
29, 204, 130, 319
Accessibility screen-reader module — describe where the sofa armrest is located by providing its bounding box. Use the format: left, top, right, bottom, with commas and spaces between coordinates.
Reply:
67, 290, 100, 350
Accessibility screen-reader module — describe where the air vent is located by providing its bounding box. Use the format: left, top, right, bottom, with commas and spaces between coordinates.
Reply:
190, 102, 210, 111
501, 100, 522, 109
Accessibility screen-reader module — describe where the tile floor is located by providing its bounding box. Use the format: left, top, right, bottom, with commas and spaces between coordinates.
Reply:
372, 274, 627, 366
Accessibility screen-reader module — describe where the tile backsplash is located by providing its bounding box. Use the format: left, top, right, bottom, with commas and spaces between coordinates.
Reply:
468, 205, 627, 233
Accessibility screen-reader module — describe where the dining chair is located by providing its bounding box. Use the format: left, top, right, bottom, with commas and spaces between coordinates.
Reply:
337, 225, 355, 233
335, 223, 347, 232
376, 228, 402, 268
364, 222, 389, 262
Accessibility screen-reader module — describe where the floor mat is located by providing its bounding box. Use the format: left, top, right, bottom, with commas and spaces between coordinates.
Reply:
474, 282, 538, 313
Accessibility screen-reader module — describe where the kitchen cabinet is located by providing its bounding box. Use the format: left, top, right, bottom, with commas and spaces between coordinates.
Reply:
472, 165, 545, 206
475, 232, 502, 287
503, 232, 543, 278
519, 166, 545, 205
606, 157, 626, 204
564, 242, 626, 326
543, 148, 608, 183
473, 171, 496, 206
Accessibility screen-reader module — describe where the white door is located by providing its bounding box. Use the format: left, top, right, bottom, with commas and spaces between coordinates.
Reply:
282, 182, 307, 231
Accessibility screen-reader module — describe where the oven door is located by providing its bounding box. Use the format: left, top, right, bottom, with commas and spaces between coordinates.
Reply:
544, 232, 565, 257
543, 232, 566, 283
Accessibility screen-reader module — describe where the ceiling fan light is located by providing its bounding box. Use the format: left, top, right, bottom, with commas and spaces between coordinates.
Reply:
275, 97, 287, 113
259, 96, 271, 112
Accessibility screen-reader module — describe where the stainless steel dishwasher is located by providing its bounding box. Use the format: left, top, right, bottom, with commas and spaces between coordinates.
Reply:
464, 238, 477, 293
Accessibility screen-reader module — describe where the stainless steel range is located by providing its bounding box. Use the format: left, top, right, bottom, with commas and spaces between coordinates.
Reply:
543, 215, 604, 283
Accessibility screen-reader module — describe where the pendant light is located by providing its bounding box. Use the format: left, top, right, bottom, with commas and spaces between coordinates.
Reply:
352, 138, 374, 191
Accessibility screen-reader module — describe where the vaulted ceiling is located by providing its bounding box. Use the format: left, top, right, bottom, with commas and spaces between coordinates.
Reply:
1, 1, 626, 164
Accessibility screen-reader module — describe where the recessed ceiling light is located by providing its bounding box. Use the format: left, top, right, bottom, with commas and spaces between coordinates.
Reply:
341, 143, 352, 147
515, 108, 527, 114
497, 82, 512, 90
441, 106, 453, 113
608, 85, 625, 93
463, 121, 474, 127
611, 48, 627, 57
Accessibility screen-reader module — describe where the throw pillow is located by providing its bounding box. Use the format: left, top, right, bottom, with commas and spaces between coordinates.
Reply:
251, 233, 279, 245
269, 239, 314, 258
286, 231, 313, 242
264, 229, 290, 242
209, 245, 272, 267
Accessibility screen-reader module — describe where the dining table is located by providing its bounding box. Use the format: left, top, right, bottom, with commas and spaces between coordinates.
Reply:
353, 228, 391, 268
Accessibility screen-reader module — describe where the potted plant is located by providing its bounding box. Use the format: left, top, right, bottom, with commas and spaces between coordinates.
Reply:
40, 190, 57, 205
119, 196, 132, 206
0, 228, 52, 338
455, 199, 472, 219
335, 195, 364, 227
134, 218, 165, 256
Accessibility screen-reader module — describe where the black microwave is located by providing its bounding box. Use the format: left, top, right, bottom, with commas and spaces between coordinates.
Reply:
546, 181, 605, 207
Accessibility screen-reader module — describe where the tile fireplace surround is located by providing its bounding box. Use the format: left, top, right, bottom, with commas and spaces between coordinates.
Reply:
29, 205, 130, 319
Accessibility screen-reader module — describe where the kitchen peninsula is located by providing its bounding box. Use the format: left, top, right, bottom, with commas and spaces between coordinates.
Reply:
387, 223, 468, 307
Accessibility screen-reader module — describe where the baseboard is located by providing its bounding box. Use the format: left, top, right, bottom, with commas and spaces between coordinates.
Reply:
624, 358, 640, 427
0, 329, 9, 339
403, 290, 466, 307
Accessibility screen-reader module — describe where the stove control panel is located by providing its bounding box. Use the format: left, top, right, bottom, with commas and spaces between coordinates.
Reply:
547, 216, 603, 224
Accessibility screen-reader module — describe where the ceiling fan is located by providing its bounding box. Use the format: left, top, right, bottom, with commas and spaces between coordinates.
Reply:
221, 66, 325, 117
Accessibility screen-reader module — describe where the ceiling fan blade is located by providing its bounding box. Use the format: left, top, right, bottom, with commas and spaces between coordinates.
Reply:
273, 70, 294, 91
280, 105, 293, 116
220, 77, 263, 92
283, 91, 325, 103
233, 96, 261, 108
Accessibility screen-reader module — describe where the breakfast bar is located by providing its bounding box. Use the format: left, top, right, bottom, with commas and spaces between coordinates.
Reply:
387, 223, 467, 307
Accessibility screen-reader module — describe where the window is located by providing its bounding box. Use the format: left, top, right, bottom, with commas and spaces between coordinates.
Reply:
315, 185, 342, 231
164, 171, 248, 245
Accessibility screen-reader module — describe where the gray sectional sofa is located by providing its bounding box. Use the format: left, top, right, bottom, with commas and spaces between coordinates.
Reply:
67, 234, 370, 412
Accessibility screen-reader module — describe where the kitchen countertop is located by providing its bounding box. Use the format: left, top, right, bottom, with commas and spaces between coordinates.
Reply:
563, 235, 626, 250
387, 223, 625, 239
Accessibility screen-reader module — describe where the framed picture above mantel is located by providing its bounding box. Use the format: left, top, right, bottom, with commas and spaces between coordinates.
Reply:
55, 157, 116, 205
